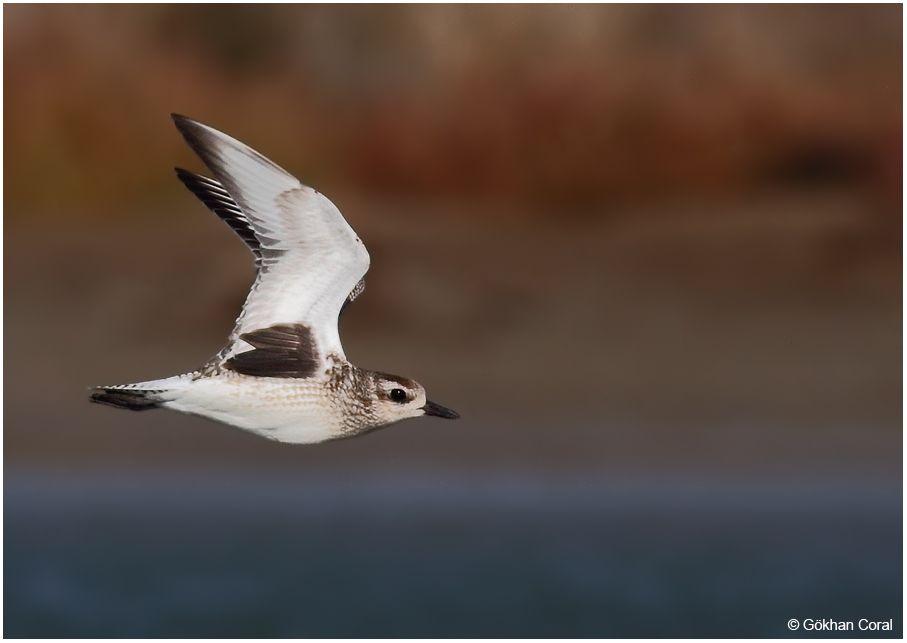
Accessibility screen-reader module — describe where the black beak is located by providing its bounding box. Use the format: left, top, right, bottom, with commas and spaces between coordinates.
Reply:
422, 400, 460, 419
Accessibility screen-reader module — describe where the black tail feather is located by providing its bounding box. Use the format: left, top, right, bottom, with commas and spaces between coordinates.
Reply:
90, 388, 161, 412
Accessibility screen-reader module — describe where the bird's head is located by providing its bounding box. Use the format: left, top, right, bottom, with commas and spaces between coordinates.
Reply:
372, 372, 459, 426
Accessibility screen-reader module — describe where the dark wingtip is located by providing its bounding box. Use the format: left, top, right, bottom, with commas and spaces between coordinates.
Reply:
170, 114, 223, 178
171, 113, 202, 139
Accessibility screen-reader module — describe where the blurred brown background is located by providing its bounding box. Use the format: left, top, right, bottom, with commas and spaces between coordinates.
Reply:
5, 3, 900, 478
4, 5, 902, 637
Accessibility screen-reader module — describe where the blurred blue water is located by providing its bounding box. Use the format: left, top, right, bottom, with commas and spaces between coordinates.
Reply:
5, 473, 901, 637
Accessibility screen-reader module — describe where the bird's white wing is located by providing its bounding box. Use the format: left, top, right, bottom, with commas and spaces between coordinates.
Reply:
172, 114, 370, 365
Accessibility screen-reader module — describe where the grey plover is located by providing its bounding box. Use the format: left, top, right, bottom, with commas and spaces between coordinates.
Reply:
90, 114, 459, 444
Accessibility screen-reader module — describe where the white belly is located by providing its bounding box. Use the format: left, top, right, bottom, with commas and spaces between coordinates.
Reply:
161, 374, 344, 444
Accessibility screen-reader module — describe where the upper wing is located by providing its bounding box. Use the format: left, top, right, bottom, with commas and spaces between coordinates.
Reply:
172, 114, 370, 364
175, 167, 367, 316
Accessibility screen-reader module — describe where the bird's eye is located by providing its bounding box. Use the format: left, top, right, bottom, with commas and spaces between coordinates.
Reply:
390, 388, 407, 403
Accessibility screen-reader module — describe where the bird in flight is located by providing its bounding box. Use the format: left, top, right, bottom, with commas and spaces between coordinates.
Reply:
90, 114, 459, 443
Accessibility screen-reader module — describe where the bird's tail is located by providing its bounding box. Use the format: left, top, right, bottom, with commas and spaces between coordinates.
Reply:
89, 387, 162, 411
89, 375, 191, 411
